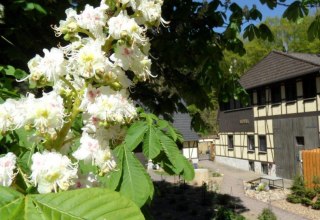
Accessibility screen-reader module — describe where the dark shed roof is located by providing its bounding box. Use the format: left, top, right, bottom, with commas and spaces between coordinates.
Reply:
240, 51, 320, 89
172, 113, 199, 141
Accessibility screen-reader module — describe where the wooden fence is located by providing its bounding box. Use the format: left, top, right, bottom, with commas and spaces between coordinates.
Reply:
302, 149, 320, 189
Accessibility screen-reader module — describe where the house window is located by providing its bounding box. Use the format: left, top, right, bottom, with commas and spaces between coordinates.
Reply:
285, 81, 297, 101
228, 135, 234, 149
247, 135, 255, 152
257, 88, 266, 105
296, 136, 304, 146
261, 163, 268, 175
249, 161, 255, 171
271, 85, 281, 104
303, 76, 316, 99
259, 135, 267, 152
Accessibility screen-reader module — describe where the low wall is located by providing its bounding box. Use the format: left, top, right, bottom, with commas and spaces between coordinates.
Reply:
215, 156, 249, 170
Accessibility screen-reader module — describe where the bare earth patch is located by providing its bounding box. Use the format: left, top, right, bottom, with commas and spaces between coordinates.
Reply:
244, 181, 320, 220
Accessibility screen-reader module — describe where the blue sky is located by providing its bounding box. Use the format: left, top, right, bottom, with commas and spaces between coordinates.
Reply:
213, 0, 300, 32
234, 0, 295, 20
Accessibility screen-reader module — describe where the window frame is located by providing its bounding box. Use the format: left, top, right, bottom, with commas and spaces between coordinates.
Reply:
247, 135, 255, 152
285, 80, 297, 102
257, 87, 266, 106
303, 75, 316, 99
271, 84, 281, 104
258, 135, 267, 152
228, 135, 234, 150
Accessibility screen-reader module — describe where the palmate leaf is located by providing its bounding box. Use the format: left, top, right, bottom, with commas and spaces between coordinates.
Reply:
125, 121, 148, 151
117, 145, 154, 207
308, 15, 320, 41
243, 24, 260, 41
143, 126, 162, 159
0, 186, 24, 219
283, 1, 309, 22
0, 187, 144, 220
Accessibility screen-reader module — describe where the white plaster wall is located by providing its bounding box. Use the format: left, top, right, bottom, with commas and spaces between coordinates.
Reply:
254, 162, 262, 174
183, 148, 198, 159
270, 164, 276, 177
215, 156, 249, 171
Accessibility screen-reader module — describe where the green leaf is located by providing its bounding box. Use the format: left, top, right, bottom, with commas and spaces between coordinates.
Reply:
106, 146, 124, 190
0, 187, 144, 220
0, 187, 24, 219
118, 145, 154, 207
125, 121, 147, 151
30, 188, 144, 220
157, 130, 184, 173
308, 15, 320, 41
142, 126, 161, 159
243, 24, 260, 41
259, 23, 274, 42
283, 1, 308, 22
249, 7, 262, 21
15, 128, 34, 150
33, 4, 47, 15
4, 66, 15, 76
180, 156, 195, 181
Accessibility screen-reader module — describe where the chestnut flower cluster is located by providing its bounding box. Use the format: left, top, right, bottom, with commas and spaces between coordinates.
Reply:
0, 0, 165, 193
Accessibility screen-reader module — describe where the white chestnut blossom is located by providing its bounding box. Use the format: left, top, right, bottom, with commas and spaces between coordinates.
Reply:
27, 48, 66, 85
30, 151, 78, 194
77, 5, 107, 39
111, 43, 152, 81
0, 153, 17, 187
107, 11, 146, 43
0, 99, 26, 132
138, 0, 162, 23
72, 132, 116, 174
68, 39, 106, 79
120, 0, 137, 10
25, 91, 65, 134
52, 8, 78, 36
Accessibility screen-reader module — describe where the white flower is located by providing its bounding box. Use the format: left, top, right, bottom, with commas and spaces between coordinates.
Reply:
30, 151, 78, 194
69, 39, 106, 78
119, 0, 137, 10
95, 149, 117, 173
73, 132, 117, 174
81, 86, 137, 124
111, 43, 153, 81
107, 11, 146, 43
72, 132, 100, 162
27, 48, 66, 85
25, 91, 65, 134
52, 8, 78, 36
0, 153, 17, 187
77, 5, 107, 39
0, 99, 26, 132
138, 0, 162, 23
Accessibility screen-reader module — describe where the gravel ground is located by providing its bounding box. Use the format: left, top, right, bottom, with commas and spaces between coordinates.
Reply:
244, 182, 320, 220
272, 200, 320, 220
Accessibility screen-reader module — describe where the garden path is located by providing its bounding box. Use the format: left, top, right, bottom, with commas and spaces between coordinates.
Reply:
199, 159, 309, 220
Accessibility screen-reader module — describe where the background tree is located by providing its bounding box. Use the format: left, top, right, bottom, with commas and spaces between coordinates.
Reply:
1, 0, 320, 134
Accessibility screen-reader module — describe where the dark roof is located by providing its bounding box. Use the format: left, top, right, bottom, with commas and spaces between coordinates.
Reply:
172, 113, 199, 141
240, 51, 320, 89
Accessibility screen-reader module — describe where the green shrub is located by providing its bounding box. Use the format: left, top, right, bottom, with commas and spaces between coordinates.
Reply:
258, 208, 277, 220
312, 199, 320, 210
291, 176, 306, 196
305, 189, 316, 200
286, 194, 301, 204
214, 207, 245, 220
301, 197, 313, 206
313, 176, 320, 193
